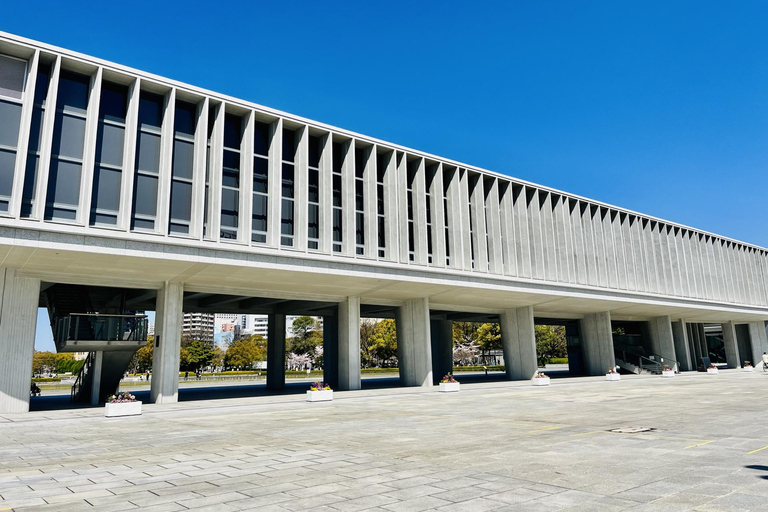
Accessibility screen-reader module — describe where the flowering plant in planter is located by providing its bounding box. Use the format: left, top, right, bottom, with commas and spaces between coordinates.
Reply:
534, 371, 548, 378
309, 382, 331, 391
708, 363, 717, 369
440, 374, 457, 383
607, 367, 619, 374
662, 365, 672, 372
107, 392, 136, 403
744, 361, 752, 367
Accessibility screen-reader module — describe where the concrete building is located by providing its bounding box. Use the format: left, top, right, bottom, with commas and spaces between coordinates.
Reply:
181, 312, 214, 345
1, 31, 768, 414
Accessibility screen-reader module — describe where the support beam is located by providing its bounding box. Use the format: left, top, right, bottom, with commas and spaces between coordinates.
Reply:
748, 322, 768, 369
499, 306, 537, 380
90, 351, 103, 406
648, 315, 678, 370
267, 313, 286, 390
671, 320, 692, 371
396, 298, 432, 387
721, 321, 740, 369
338, 297, 361, 391
150, 282, 184, 403
0, 268, 41, 414
322, 315, 338, 389
430, 320, 453, 384
580, 312, 615, 376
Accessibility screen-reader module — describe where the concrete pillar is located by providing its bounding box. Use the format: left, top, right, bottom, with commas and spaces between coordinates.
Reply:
580, 312, 615, 376
396, 298, 432, 387
648, 315, 678, 369
499, 306, 537, 380
0, 268, 41, 414
747, 322, 768, 369
430, 319, 453, 384
698, 324, 708, 362
671, 320, 692, 371
322, 315, 338, 389
150, 282, 183, 404
90, 351, 103, 406
267, 313, 286, 390
338, 297, 361, 391
721, 321, 740, 368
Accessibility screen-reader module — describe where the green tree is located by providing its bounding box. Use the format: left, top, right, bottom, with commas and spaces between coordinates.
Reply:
32, 351, 56, 375
180, 339, 215, 371
288, 316, 322, 356
129, 336, 154, 374
476, 323, 502, 354
360, 319, 378, 367
224, 335, 267, 370
369, 319, 398, 367
535, 325, 567, 366
452, 322, 482, 345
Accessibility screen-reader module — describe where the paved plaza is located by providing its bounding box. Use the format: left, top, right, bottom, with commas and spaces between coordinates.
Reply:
2, 371, 768, 512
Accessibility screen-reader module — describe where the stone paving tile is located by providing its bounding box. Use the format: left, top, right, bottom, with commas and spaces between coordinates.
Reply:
381, 495, 453, 512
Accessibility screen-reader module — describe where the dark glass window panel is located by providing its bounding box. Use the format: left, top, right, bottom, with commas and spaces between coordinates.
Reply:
222, 169, 239, 189
57, 71, 89, 114
0, 149, 16, 197
333, 243, 342, 253
445, 229, 450, 257
52, 113, 86, 159
427, 225, 433, 254
92, 165, 121, 212
407, 163, 417, 186
281, 236, 294, 247
254, 121, 270, 156
137, 132, 161, 172
376, 154, 387, 182
92, 213, 117, 226
49, 207, 77, 221
355, 179, 363, 211
252, 194, 267, 232
377, 184, 384, 215
308, 204, 319, 238
378, 217, 385, 248
27, 107, 44, 152
332, 141, 344, 173
47, 159, 81, 207
356, 212, 364, 245
33, 66, 50, 106
0, 100, 22, 147
133, 174, 158, 217
444, 199, 449, 225
220, 188, 239, 226
21, 153, 38, 214
356, 246, 364, 255
172, 139, 194, 179
407, 191, 413, 220
100, 82, 128, 122
220, 227, 238, 239
174, 101, 196, 136
332, 174, 342, 207
96, 122, 124, 167
253, 157, 268, 193
0, 55, 25, 100
133, 217, 155, 230
282, 129, 295, 162
308, 169, 319, 203
223, 149, 240, 173
333, 208, 342, 242
281, 162, 294, 198
308, 135, 321, 168
426, 198, 432, 223
169, 222, 188, 234
408, 222, 414, 252
308, 240, 318, 250
223, 114, 241, 149
252, 232, 267, 243
281, 198, 294, 235
170, 180, 193, 221
138, 93, 163, 129
355, 147, 366, 178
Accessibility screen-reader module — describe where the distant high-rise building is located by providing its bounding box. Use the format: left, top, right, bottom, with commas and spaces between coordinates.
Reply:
182, 313, 215, 345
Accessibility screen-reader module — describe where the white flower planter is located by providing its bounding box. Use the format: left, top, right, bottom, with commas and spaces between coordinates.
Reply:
439, 382, 460, 392
743, 366, 754, 372
662, 370, 675, 378
532, 377, 550, 386
306, 389, 333, 402
606, 373, 621, 381
104, 401, 142, 417
707, 368, 718, 375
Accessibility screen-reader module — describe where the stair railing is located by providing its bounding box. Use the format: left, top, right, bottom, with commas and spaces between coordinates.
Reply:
70, 353, 93, 401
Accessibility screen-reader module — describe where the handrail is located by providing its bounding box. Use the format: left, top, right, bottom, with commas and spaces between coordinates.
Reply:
54, 314, 148, 345
613, 342, 679, 372
68, 313, 149, 318
70, 353, 92, 401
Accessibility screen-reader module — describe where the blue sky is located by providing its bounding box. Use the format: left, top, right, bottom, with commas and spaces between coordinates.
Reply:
5, 1, 766, 349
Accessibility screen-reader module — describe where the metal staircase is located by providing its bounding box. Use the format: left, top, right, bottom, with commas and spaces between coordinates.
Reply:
614, 342, 678, 375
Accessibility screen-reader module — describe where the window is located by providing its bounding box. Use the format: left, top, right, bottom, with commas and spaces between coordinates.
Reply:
426, 163, 438, 265
281, 128, 295, 247
46, 70, 90, 221
406, 159, 418, 262
332, 141, 344, 253
354, 146, 366, 256
220, 113, 242, 240
131, 91, 164, 231
307, 134, 321, 250
376, 151, 388, 258
468, 173, 476, 269
252, 120, 269, 244
203, 105, 215, 238
90, 81, 128, 226
21, 63, 51, 218
169, 100, 196, 235
0, 54, 27, 214
443, 168, 451, 266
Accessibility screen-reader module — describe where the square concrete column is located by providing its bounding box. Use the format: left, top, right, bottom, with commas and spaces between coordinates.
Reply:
580, 312, 615, 376
649, 315, 678, 370
430, 319, 453, 384
499, 306, 537, 380
338, 297, 361, 391
396, 298, 432, 387
0, 268, 41, 414
90, 351, 104, 406
671, 320, 692, 371
322, 315, 338, 389
747, 322, 768, 369
267, 313, 286, 390
721, 321, 740, 368
150, 282, 184, 404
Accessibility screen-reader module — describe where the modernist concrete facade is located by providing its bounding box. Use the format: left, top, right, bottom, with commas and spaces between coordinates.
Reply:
1, 31, 768, 413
